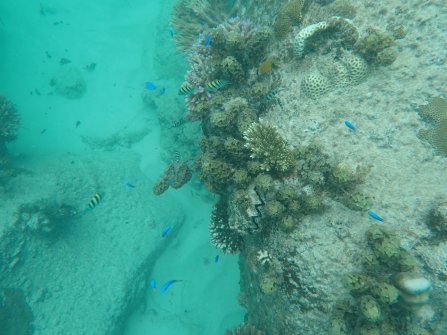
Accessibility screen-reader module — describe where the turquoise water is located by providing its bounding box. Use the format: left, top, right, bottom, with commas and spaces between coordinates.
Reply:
0, 0, 243, 334
2, 1, 447, 334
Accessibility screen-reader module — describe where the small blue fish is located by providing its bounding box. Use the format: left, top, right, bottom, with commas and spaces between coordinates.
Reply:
145, 81, 156, 90
368, 211, 384, 222
214, 255, 219, 264
168, 26, 174, 38
149, 279, 156, 289
126, 182, 135, 188
159, 87, 166, 95
168, 179, 176, 185
344, 120, 356, 131
203, 33, 210, 46
160, 279, 181, 293
161, 225, 171, 238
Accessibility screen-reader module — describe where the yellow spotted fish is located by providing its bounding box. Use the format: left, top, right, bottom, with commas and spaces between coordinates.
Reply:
178, 83, 195, 96
88, 192, 102, 209
205, 79, 230, 92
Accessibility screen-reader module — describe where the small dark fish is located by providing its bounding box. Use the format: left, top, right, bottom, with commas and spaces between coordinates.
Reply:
85, 63, 96, 72
126, 182, 135, 188
145, 81, 156, 90
159, 87, 166, 95
35, 89, 41, 96
178, 83, 195, 96
60, 58, 71, 65
88, 192, 102, 209
203, 33, 210, 46
214, 255, 219, 264
344, 120, 356, 131
160, 279, 181, 293
368, 211, 383, 222
149, 279, 156, 289
161, 225, 171, 238
75, 120, 81, 128
205, 79, 229, 92
172, 118, 185, 128
40, 129, 47, 134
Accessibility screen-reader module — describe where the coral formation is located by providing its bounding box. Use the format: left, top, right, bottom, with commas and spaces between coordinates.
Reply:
301, 70, 331, 99
294, 21, 329, 58
15, 200, 79, 236
274, 0, 305, 39
243, 122, 296, 176
50, 65, 86, 99
225, 322, 264, 335
171, 0, 242, 51
418, 96, 447, 156
333, 226, 433, 334
209, 197, 244, 253
152, 160, 192, 195
354, 28, 396, 66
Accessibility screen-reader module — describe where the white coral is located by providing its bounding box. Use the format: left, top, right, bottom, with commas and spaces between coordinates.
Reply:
293, 21, 328, 58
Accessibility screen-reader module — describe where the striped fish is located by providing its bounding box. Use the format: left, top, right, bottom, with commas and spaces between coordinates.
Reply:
88, 192, 102, 209
205, 79, 229, 92
174, 150, 181, 163
178, 83, 195, 96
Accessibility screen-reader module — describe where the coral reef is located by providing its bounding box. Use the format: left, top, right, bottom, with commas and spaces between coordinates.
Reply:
15, 200, 79, 237
243, 122, 296, 176
417, 96, 447, 156
273, 0, 305, 39
331, 226, 434, 334
301, 70, 331, 99
171, 0, 242, 51
209, 197, 243, 254
0, 288, 34, 335
49, 65, 86, 99
152, 160, 192, 195
225, 322, 264, 335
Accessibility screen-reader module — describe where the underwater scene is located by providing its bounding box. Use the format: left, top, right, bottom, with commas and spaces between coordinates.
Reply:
1, 0, 447, 334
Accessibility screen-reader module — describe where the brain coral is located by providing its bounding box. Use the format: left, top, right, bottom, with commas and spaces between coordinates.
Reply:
418, 96, 447, 156
301, 71, 331, 99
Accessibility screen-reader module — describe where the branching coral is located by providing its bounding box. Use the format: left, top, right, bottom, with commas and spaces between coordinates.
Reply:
209, 197, 244, 254
418, 96, 447, 156
243, 122, 296, 176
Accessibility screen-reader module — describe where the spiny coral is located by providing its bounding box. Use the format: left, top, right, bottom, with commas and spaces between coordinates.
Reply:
417, 96, 447, 156
152, 161, 192, 195
209, 196, 244, 253
243, 122, 296, 176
